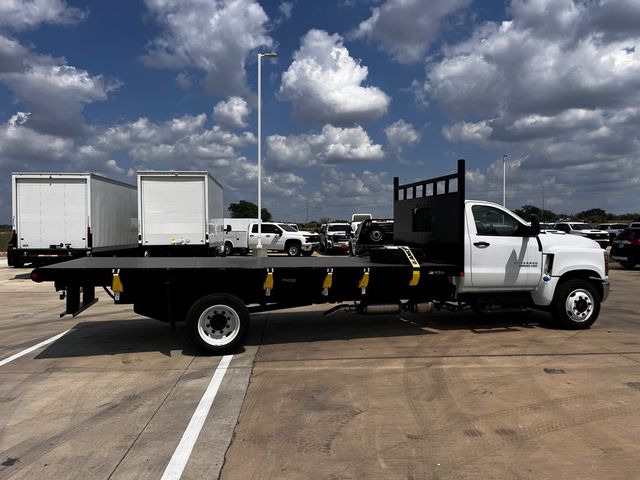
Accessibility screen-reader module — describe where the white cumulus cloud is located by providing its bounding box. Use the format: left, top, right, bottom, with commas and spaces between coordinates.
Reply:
384, 119, 420, 159
267, 124, 384, 168
0, 34, 121, 137
279, 29, 390, 126
353, 0, 471, 63
0, 0, 86, 31
213, 97, 250, 129
142, 0, 273, 96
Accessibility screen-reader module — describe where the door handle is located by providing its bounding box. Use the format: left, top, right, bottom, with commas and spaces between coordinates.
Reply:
474, 241, 490, 248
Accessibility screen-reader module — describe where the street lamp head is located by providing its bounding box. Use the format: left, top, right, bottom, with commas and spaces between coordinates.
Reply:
260, 52, 278, 58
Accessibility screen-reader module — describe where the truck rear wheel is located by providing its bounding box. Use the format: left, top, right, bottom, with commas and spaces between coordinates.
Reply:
369, 227, 384, 243
186, 294, 249, 354
224, 242, 233, 256
551, 279, 600, 329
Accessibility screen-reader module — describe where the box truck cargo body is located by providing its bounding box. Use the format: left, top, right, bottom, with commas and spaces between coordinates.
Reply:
8, 173, 138, 267
137, 172, 224, 255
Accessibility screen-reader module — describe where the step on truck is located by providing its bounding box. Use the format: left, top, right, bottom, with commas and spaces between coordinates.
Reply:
31, 160, 609, 354
8, 173, 138, 267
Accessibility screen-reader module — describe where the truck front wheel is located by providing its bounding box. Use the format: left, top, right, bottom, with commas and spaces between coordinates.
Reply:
186, 294, 249, 354
551, 279, 600, 329
286, 241, 301, 257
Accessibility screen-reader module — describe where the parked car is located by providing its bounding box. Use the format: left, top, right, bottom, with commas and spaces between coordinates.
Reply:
631, 222, 640, 229
595, 223, 628, 242
610, 228, 640, 269
553, 222, 610, 248
349, 219, 394, 256
540, 222, 562, 232
319, 222, 352, 253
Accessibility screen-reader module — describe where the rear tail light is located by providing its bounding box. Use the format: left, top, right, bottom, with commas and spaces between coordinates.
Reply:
631, 239, 640, 245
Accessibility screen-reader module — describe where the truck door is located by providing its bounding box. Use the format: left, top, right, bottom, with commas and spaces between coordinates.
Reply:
16, 178, 87, 249
249, 223, 279, 248
468, 204, 542, 289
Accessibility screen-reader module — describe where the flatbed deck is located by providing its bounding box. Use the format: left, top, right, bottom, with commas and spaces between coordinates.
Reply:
34, 255, 460, 279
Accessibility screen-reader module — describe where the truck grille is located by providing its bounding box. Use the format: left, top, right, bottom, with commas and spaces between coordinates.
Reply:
332, 234, 349, 242
306, 235, 320, 242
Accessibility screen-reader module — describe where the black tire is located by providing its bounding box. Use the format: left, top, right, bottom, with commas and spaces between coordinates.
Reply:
620, 260, 636, 270
224, 242, 233, 256
286, 241, 301, 257
186, 293, 250, 354
369, 227, 384, 243
551, 279, 600, 329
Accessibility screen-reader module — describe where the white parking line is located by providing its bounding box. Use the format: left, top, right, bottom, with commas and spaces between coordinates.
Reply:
161, 354, 234, 480
0, 329, 71, 367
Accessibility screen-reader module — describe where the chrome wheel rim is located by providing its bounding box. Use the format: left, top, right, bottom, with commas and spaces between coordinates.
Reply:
197, 304, 240, 346
564, 288, 594, 323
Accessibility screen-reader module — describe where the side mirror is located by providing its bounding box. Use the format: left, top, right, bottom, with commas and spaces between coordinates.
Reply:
530, 215, 540, 236
225, 225, 232, 233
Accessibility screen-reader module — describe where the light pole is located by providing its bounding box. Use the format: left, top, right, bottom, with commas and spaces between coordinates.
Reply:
256, 52, 277, 254
502, 154, 508, 207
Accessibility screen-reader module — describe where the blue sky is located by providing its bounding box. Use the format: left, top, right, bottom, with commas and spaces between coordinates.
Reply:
1, 0, 639, 224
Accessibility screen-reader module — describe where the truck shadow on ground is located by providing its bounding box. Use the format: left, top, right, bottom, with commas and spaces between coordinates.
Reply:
35, 318, 198, 359
247, 308, 550, 347
34, 309, 551, 359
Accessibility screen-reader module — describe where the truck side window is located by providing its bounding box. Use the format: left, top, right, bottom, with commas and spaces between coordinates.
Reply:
472, 205, 524, 236
251, 224, 259, 233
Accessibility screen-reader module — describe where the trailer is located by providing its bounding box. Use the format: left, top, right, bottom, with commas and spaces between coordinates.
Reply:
137, 171, 224, 256
8, 173, 137, 267
31, 160, 609, 354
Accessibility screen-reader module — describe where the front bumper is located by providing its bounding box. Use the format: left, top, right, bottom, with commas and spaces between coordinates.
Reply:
590, 276, 610, 302
302, 242, 320, 252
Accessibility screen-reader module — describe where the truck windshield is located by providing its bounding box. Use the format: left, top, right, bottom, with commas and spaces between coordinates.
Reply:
329, 225, 351, 232
571, 224, 594, 230
352, 215, 370, 222
278, 224, 297, 232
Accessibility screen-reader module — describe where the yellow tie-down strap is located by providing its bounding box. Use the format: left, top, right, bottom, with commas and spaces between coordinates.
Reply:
399, 246, 421, 286
323, 268, 334, 289
263, 268, 274, 290
359, 268, 370, 294
112, 269, 123, 293
322, 268, 333, 296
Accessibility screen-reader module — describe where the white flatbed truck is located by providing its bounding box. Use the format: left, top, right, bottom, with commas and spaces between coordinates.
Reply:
31, 161, 609, 354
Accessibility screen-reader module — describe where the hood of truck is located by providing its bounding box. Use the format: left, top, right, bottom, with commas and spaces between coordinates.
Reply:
538, 231, 603, 251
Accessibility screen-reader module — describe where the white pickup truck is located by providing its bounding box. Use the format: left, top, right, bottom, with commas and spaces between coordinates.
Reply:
247, 222, 320, 256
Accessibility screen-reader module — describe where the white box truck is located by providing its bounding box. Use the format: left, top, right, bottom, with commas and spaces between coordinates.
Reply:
8, 173, 138, 267
137, 171, 224, 256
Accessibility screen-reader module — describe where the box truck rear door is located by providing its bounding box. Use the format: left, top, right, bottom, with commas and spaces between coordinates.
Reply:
141, 176, 206, 245
17, 178, 87, 249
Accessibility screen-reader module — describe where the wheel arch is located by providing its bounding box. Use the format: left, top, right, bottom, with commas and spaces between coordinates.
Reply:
557, 269, 605, 301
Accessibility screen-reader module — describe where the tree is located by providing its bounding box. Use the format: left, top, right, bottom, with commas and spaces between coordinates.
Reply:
575, 208, 610, 222
228, 200, 272, 221
514, 205, 557, 222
